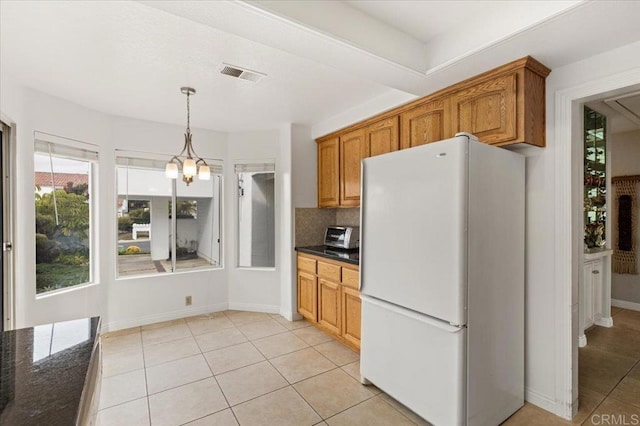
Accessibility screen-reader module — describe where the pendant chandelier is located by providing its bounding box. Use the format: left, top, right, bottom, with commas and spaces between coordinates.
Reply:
165, 87, 210, 185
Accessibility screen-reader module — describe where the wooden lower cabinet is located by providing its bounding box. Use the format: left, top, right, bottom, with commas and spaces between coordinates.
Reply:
297, 271, 317, 321
341, 286, 362, 348
318, 279, 341, 334
297, 253, 361, 350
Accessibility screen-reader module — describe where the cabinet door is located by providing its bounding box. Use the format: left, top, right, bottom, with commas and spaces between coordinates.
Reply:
339, 128, 365, 206
365, 117, 399, 158
318, 279, 341, 334
400, 98, 451, 149
297, 271, 317, 322
451, 73, 517, 145
317, 137, 340, 208
582, 262, 595, 329
341, 286, 362, 349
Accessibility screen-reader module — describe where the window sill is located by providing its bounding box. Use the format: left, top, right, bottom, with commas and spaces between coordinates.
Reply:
36, 282, 99, 299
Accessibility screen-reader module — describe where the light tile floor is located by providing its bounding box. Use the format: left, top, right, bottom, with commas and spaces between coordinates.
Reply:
98, 310, 430, 426
504, 307, 640, 425
99, 308, 640, 426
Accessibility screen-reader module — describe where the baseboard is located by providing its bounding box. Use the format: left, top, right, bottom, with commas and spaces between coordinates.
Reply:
103, 303, 228, 333
227, 302, 280, 314
578, 334, 587, 348
525, 387, 569, 420
595, 317, 614, 327
612, 299, 640, 312
278, 310, 303, 321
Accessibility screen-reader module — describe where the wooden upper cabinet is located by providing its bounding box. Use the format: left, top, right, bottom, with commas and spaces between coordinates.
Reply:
315, 57, 550, 205
317, 136, 339, 208
400, 98, 452, 149
364, 117, 399, 158
449, 57, 550, 147
450, 73, 517, 145
339, 128, 365, 207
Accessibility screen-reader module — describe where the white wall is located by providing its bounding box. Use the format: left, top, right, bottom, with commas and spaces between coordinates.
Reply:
0, 80, 230, 330
150, 196, 169, 261
610, 129, 640, 305
226, 128, 292, 314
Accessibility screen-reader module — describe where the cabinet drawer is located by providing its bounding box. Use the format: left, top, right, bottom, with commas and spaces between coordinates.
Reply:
318, 261, 341, 282
298, 255, 317, 274
341, 268, 359, 289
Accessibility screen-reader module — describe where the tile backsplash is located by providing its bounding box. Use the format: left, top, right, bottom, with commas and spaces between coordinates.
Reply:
295, 207, 360, 247
336, 208, 360, 227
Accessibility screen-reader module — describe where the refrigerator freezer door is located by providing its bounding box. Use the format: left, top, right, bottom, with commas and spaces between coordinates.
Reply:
360, 295, 466, 425
361, 136, 468, 326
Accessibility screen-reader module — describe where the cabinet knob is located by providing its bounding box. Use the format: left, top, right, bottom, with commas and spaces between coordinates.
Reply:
592, 270, 600, 274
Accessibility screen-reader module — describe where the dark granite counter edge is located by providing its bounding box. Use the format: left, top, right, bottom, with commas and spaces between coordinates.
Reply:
295, 246, 359, 265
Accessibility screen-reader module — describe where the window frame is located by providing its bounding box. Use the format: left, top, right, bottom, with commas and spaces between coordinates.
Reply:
115, 150, 224, 280
34, 133, 99, 297
234, 160, 276, 270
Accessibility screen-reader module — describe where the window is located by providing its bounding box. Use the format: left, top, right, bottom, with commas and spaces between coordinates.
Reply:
116, 153, 222, 278
236, 163, 275, 268
34, 136, 97, 294
584, 106, 607, 249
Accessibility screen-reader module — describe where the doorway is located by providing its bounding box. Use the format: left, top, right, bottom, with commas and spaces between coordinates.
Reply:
574, 91, 640, 421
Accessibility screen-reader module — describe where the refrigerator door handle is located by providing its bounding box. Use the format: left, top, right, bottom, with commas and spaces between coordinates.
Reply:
361, 295, 464, 333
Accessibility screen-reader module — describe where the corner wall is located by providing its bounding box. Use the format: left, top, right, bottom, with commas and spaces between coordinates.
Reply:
610, 129, 640, 307
0, 80, 229, 330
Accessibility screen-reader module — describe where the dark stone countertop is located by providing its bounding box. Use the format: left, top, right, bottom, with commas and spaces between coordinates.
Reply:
295, 245, 360, 265
0, 317, 100, 426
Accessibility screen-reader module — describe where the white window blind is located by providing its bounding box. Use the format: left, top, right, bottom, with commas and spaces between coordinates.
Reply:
116, 156, 168, 171
34, 140, 98, 162
117, 152, 223, 173
234, 163, 275, 173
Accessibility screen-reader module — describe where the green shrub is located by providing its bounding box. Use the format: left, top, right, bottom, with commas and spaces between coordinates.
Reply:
129, 208, 150, 223
57, 253, 89, 266
118, 216, 133, 232
35, 233, 61, 263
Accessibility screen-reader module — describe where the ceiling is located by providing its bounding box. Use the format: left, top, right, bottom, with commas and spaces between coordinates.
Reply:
587, 92, 640, 134
2, 1, 640, 133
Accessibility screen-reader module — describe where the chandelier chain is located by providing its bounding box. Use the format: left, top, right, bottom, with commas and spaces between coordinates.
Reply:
186, 91, 191, 133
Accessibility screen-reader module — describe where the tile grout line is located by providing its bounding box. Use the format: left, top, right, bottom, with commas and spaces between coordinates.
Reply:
185, 317, 242, 426
102, 311, 367, 425
243, 329, 326, 423
578, 311, 640, 425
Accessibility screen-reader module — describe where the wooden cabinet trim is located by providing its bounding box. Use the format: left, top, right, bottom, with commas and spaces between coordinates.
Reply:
297, 252, 359, 271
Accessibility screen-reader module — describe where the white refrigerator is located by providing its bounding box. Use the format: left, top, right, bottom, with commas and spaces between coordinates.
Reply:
360, 133, 525, 426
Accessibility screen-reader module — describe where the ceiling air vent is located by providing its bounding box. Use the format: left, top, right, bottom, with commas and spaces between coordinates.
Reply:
219, 63, 266, 83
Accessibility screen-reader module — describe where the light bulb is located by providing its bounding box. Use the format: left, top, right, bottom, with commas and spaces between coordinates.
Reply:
183, 158, 197, 176
165, 162, 179, 179
198, 164, 211, 180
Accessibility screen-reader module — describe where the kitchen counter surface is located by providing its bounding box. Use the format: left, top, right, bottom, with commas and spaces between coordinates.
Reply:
296, 245, 360, 265
0, 317, 100, 426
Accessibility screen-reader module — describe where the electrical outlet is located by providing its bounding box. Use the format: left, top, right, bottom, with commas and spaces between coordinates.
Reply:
185, 296, 192, 306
